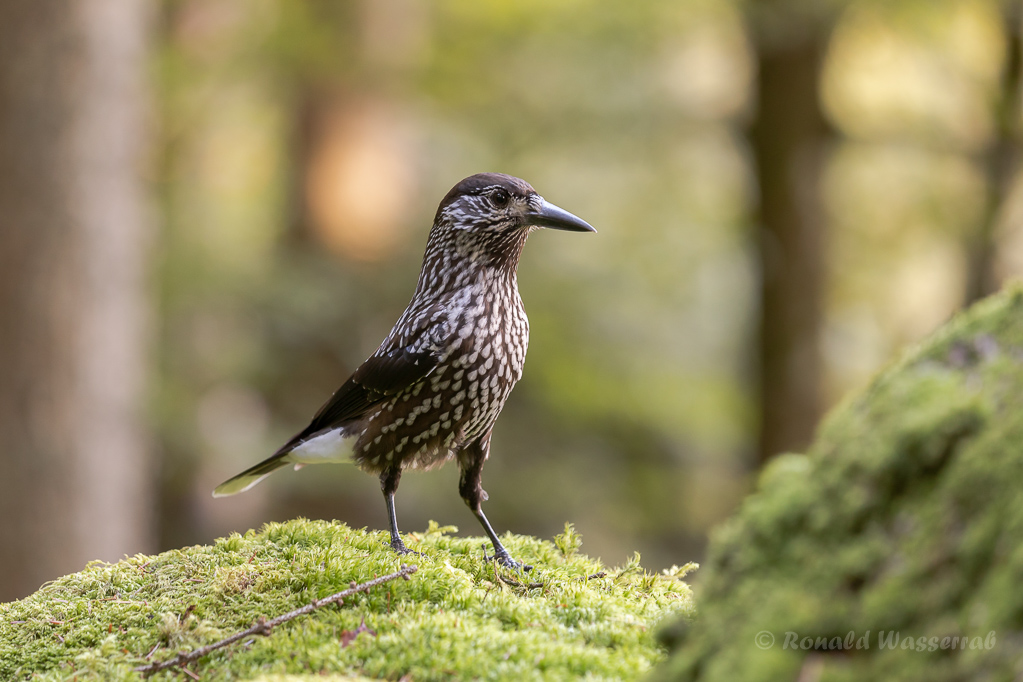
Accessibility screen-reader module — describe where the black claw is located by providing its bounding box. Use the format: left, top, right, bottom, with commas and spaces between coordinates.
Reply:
482, 544, 532, 571
510, 559, 534, 572
389, 539, 422, 556
500, 555, 533, 571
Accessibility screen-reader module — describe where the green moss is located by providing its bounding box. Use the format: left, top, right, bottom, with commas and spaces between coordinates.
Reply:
656, 286, 1023, 681
1, 520, 694, 681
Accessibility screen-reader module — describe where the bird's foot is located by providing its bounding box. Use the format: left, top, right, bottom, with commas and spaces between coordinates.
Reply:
389, 538, 422, 557
482, 543, 533, 572
499, 554, 533, 571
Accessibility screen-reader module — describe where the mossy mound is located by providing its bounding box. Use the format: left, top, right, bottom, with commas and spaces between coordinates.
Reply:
0, 519, 694, 681
656, 287, 1023, 681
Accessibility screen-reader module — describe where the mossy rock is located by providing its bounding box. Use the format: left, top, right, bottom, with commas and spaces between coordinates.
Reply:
656, 287, 1023, 681
0, 519, 694, 681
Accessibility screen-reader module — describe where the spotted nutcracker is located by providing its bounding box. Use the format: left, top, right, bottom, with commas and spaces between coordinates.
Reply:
214, 173, 595, 569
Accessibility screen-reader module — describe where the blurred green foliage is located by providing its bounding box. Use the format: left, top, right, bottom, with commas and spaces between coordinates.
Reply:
153, 0, 1016, 571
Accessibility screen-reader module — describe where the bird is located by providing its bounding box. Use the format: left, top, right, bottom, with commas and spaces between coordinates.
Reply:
213, 172, 595, 569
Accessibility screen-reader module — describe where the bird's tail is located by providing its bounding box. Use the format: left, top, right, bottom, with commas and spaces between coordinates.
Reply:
214, 427, 353, 497
212, 456, 290, 497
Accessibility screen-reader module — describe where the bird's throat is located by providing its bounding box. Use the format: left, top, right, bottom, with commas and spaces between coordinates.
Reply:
450, 227, 528, 272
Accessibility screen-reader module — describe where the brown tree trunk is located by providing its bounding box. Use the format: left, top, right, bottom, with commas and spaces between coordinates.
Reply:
967, 2, 1021, 303
750, 17, 833, 465
0, 0, 153, 601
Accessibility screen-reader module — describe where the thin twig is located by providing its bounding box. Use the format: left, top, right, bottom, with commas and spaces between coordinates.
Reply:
496, 574, 544, 589
134, 564, 418, 677
495, 572, 544, 588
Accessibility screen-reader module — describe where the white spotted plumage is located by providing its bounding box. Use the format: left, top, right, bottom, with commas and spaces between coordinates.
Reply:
213, 173, 592, 573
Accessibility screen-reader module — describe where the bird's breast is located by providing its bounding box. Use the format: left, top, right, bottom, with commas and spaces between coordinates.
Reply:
446, 280, 528, 378
353, 281, 528, 473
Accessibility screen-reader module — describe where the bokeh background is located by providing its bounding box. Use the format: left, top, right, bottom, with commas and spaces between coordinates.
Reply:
2, 0, 1022, 602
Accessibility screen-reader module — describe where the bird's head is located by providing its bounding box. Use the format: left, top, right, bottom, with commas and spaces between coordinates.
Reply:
434, 173, 595, 237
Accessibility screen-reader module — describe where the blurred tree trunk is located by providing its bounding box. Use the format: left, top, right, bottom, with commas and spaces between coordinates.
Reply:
749, 6, 836, 465
967, 2, 1021, 303
0, 0, 153, 601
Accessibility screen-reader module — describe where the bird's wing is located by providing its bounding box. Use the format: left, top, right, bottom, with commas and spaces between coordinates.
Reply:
214, 303, 449, 497
214, 337, 441, 498
281, 303, 451, 449
301, 346, 438, 434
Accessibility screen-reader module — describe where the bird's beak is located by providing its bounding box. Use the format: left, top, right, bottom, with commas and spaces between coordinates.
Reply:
526, 198, 597, 233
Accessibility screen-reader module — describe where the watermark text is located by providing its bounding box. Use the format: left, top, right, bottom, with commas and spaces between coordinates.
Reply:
753, 630, 996, 652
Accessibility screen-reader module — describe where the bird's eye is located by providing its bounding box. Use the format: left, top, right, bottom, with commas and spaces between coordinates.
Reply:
490, 189, 511, 208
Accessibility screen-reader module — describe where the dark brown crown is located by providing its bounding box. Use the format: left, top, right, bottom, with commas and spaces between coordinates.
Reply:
435, 173, 536, 218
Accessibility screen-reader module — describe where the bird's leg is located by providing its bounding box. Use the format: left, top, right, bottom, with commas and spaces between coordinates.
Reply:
459, 437, 532, 571
381, 467, 417, 555
475, 506, 532, 572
